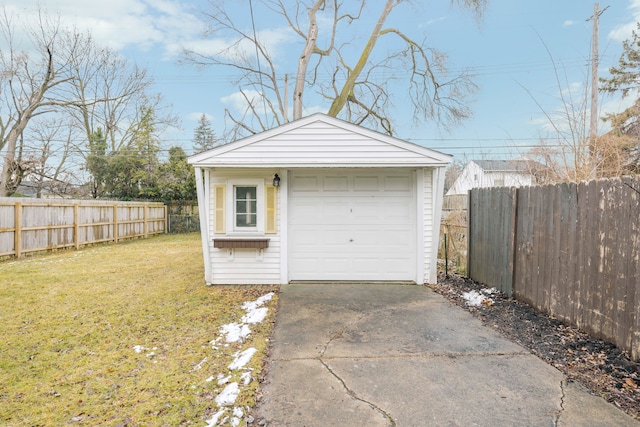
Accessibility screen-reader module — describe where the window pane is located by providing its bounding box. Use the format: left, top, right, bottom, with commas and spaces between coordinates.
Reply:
237, 213, 257, 227
235, 186, 257, 227
236, 186, 256, 201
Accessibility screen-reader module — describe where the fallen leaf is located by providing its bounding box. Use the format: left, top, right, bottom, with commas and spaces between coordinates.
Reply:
624, 378, 638, 389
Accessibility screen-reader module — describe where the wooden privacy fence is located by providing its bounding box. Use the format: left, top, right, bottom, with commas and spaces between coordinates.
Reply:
468, 187, 517, 294
468, 177, 640, 360
0, 198, 167, 258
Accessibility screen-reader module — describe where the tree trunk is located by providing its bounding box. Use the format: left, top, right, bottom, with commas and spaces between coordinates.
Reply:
0, 48, 54, 196
327, 0, 396, 117
293, 0, 324, 120
0, 124, 26, 197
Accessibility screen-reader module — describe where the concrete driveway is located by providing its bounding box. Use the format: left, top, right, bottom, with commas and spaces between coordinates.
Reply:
255, 283, 638, 427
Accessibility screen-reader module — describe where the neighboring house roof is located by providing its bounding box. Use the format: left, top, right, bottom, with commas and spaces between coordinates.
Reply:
189, 113, 452, 168
474, 159, 540, 173
445, 159, 541, 196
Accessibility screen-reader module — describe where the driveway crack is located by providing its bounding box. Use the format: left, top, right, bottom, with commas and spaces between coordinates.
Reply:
318, 357, 397, 427
553, 379, 566, 426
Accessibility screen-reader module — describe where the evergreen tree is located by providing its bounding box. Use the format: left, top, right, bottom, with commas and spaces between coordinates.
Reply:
157, 146, 196, 201
132, 106, 161, 199
192, 114, 216, 154
600, 22, 640, 174
85, 128, 109, 198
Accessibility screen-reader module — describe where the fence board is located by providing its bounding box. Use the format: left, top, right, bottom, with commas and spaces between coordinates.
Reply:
469, 176, 640, 360
0, 198, 166, 258
468, 187, 516, 296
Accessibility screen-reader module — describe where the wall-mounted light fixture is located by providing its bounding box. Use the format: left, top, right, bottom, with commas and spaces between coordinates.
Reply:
273, 173, 281, 187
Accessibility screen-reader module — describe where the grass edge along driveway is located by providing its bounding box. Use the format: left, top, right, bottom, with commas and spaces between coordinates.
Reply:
0, 233, 278, 426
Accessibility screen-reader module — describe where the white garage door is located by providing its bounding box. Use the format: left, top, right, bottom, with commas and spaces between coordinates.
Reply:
288, 169, 416, 281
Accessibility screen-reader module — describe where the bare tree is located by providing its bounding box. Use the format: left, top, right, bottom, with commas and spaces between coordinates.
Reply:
520, 34, 602, 183
182, 0, 485, 138
20, 117, 78, 197
0, 11, 78, 196
61, 32, 177, 153
0, 8, 177, 196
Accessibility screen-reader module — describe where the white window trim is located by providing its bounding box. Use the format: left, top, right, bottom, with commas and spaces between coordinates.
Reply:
226, 179, 265, 235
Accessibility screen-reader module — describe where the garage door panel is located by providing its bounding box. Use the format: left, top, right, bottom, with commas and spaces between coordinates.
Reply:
289, 170, 416, 282
379, 232, 414, 247
384, 175, 412, 192
382, 257, 414, 274
323, 176, 349, 191
291, 175, 320, 192
354, 176, 380, 191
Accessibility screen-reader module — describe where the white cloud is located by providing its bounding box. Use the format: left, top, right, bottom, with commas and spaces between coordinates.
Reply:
3, 0, 297, 70
608, 0, 640, 42
563, 20, 574, 27
221, 90, 265, 113
180, 26, 294, 61
2, 0, 205, 56
600, 90, 638, 118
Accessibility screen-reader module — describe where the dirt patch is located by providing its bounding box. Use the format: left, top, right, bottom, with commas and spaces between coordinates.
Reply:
431, 273, 640, 420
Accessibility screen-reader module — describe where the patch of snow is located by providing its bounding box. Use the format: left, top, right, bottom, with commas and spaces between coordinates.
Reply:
204, 408, 226, 427
220, 322, 252, 343
240, 372, 252, 385
482, 287, 498, 295
133, 345, 145, 353
198, 292, 276, 424
215, 382, 239, 406
241, 292, 274, 312
192, 357, 207, 371
242, 307, 268, 324
231, 407, 244, 427
462, 290, 485, 307
146, 352, 155, 358
217, 374, 231, 385
228, 348, 257, 370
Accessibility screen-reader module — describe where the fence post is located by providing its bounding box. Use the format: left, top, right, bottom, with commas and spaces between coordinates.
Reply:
444, 233, 448, 277
164, 205, 168, 233
510, 188, 519, 298
144, 204, 148, 238
113, 204, 119, 243
466, 190, 472, 277
14, 202, 21, 258
74, 204, 80, 250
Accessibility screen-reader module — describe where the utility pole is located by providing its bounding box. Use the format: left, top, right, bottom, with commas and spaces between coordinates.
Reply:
587, 3, 609, 179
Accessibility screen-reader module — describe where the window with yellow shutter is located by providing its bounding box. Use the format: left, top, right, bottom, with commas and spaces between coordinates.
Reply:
214, 185, 226, 234
265, 185, 276, 234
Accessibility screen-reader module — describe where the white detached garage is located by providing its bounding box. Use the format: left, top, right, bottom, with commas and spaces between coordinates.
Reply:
188, 114, 451, 285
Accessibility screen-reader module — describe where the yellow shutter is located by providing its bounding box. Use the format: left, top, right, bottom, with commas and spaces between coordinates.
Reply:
265, 185, 276, 234
214, 185, 226, 234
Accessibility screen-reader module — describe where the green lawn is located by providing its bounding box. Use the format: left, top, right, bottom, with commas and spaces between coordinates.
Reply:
0, 234, 278, 426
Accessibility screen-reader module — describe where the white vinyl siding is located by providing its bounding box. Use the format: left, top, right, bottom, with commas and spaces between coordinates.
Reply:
191, 117, 451, 168
207, 170, 281, 285
423, 168, 434, 283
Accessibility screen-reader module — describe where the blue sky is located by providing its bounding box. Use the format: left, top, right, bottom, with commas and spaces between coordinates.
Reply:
6, 0, 640, 162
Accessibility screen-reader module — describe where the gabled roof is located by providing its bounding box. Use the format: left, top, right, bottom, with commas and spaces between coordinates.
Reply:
474, 159, 541, 173
189, 113, 451, 168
